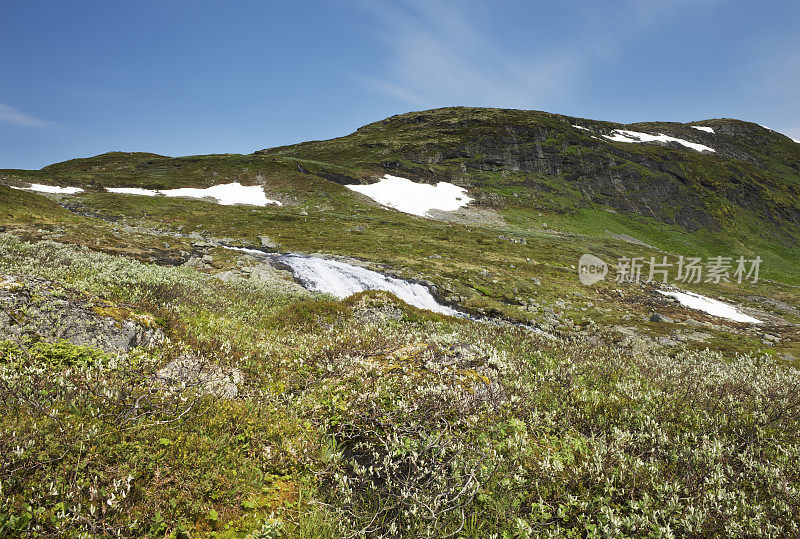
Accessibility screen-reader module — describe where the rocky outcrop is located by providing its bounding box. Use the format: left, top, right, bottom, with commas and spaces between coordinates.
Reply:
0, 275, 161, 353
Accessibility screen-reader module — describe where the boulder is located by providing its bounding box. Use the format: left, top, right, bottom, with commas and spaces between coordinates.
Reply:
650, 312, 674, 323
156, 358, 243, 398
258, 235, 279, 249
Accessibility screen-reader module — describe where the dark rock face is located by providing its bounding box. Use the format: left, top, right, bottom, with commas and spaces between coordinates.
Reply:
387, 120, 797, 234
259, 107, 800, 241
0, 275, 161, 353
317, 172, 361, 185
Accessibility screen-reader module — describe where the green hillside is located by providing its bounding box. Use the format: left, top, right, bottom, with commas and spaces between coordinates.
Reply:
1, 107, 799, 536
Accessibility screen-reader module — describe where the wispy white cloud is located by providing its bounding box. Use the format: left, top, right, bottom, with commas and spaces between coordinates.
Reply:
0, 102, 62, 130
357, 0, 581, 110
357, 0, 725, 112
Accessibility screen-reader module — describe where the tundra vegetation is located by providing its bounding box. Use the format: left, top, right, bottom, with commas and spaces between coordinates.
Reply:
1, 107, 800, 536
1, 235, 798, 537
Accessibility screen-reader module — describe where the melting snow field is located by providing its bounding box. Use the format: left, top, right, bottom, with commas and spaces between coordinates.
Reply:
604, 129, 716, 152
657, 289, 762, 324
346, 175, 472, 217
11, 183, 84, 195
106, 182, 282, 206
280, 254, 458, 315
690, 125, 715, 134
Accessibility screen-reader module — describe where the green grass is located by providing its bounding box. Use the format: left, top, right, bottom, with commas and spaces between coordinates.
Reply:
0, 185, 86, 226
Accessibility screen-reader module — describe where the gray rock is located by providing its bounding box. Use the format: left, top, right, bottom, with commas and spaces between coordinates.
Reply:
156, 358, 243, 398
214, 271, 240, 283
258, 235, 279, 249
181, 257, 206, 269
650, 312, 674, 323
683, 331, 711, 342
0, 275, 161, 354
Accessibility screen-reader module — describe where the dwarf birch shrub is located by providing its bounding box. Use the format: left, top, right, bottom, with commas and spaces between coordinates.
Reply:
305, 323, 800, 537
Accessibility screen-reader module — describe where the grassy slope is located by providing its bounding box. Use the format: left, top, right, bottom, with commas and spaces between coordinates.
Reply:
2, 185, 796, 363
1, 107, 799, 355
1, 235, 799, 537
0, 185, 86, 226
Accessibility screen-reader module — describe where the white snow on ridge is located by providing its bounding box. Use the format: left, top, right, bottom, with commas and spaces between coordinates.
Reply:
756, 124, 800, 143
10, 183, 84, 195
603, 129, 716, 152
280, 254, 458, 315
105, 182, 282, 206
346, 175, 472, 217
657, 289, 762, 324
572, 125, 590, 131
690, 125, 714, 134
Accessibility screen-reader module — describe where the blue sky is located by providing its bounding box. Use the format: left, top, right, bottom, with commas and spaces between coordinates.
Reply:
1, 0, 798, 169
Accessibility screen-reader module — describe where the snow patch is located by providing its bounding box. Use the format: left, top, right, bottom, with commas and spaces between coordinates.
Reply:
105, 182, 282, 206
690, 125, 714, 134
160, 183, 282, 206
657, 289, 762, 324
603, 129, 715, 152
10, 183, 83, 195
573, 125, 590, 131
280, 254, 458, 315
346, 175, 472, 217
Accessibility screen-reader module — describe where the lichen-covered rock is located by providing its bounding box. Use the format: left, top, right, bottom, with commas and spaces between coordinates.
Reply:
156, 357, 243, 398
0, 274, 161, 353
